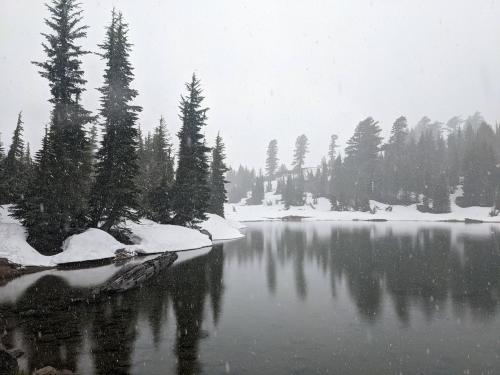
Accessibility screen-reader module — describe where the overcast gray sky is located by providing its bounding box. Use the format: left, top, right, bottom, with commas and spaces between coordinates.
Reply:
1, 0, 500, 169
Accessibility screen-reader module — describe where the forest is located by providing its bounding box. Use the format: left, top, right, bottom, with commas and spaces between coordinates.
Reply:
0, 1, 229, 254
228, 112, 500, 215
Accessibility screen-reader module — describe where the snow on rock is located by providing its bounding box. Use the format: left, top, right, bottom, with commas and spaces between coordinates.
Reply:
52, 228, 127, 265
0, 223, 52, 267
199, 214, 245, 240
127, 221, 212, 254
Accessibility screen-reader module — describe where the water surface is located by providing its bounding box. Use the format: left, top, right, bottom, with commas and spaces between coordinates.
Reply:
1, 221, 500, 374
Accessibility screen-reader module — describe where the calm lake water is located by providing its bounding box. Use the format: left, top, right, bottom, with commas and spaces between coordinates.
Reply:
1, 221, 500, 374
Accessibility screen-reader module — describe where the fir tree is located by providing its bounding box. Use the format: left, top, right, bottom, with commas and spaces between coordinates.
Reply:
265, 139, 279, 180
147, 117, 175, 223
208, 133, 229, 217
431, 173, 451, 213
171, 74, 211, 226
89, 11, 141, 232
88, 124, 99, 164
344, 117, 382, 210
12, 0, 94, 253
382, 116, 410, 203
293, 134, 309, 171
1, 112, 26, 203
0, 132, 5, 204
12, 126, 58, 252
248, 174, 265, 205
328, 134, 338, 168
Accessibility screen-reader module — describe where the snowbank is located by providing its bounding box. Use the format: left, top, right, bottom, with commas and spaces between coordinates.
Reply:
0, 223, 52, 267
225, 192, 500, 223
127, 220, 212, 254
51, 228, 128, 265
0, 205, 244, 267
199, 214, 245, 240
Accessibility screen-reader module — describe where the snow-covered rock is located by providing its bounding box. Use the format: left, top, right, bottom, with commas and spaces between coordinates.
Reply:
52, 228, 127, 265
199, 214, 245, 240
127, 220, 212, 254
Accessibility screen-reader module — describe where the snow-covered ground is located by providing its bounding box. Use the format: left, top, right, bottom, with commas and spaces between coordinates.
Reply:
200, 213, 245, 240
225, 189, 500, 223
128, 219, 212, 254
0, 206, 244, 267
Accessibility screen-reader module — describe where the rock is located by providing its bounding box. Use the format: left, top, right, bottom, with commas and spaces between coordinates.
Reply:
464, 218, 483, 224
0, 349, 18, 375
199, 229, 213, 240
92, 251, 178, 295
34, 367, 59, 375
114, 248, 134, 261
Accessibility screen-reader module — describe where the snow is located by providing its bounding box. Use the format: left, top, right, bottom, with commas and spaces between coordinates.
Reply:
225, 189, 500, 223
0, 223, 52, 267
0, 206, 243, 267
127, 220, 212, 254
199, 213, 245, 240
51, 228, 127, 265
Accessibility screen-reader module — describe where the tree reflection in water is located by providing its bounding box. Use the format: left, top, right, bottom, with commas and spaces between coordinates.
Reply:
1, 223, 500, 374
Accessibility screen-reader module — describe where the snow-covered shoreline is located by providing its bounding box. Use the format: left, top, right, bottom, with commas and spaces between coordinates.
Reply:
224, 190, 500, 224
0, 206, 245, 267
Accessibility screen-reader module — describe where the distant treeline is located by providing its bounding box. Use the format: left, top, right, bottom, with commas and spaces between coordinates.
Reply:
229, 112, 500, 214
0, 0, 228, 254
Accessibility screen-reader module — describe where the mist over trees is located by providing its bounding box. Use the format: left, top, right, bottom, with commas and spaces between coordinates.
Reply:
230, 112, 500, 215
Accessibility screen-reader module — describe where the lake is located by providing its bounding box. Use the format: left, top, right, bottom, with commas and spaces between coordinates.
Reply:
1, 221, 500, 374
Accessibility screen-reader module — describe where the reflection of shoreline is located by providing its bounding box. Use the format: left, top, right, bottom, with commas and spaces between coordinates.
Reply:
0, 247, 215, 304
0, 245, 225, 374
224, 222, 500, 323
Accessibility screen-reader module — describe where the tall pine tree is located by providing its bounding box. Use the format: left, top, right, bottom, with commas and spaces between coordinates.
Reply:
12, 0, 93, 253
171, 74, 211, 226
293, 134, 309, 172
1, 112, 26, 204
147, 117, 175, 223
208, 133, 229, 217
265, 139, 279, 180
90, 10, 142, 232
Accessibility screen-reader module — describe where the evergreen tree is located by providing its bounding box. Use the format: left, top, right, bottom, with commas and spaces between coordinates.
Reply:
344, 117, 383, 210
329, 155, 348, 210
90, 10, 141, 232
265, 139, 279, 180
1, 112, 26, 203
248, 174, 265, 205
226, 166, 256, 203
208, 133, 229, 217
146, 116, 175, 223
12, 127, 57, 252
293, 134, 309, 171
171, 74, 211, 226
431, 173, 450, 213
0, 132, 6, 204
328, 134, 338, 168
382, 116, 410, 203
283, 175, 294, 209
462, 140, 496, 207
88, 124, 99, 164
12, 0, 94, 253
